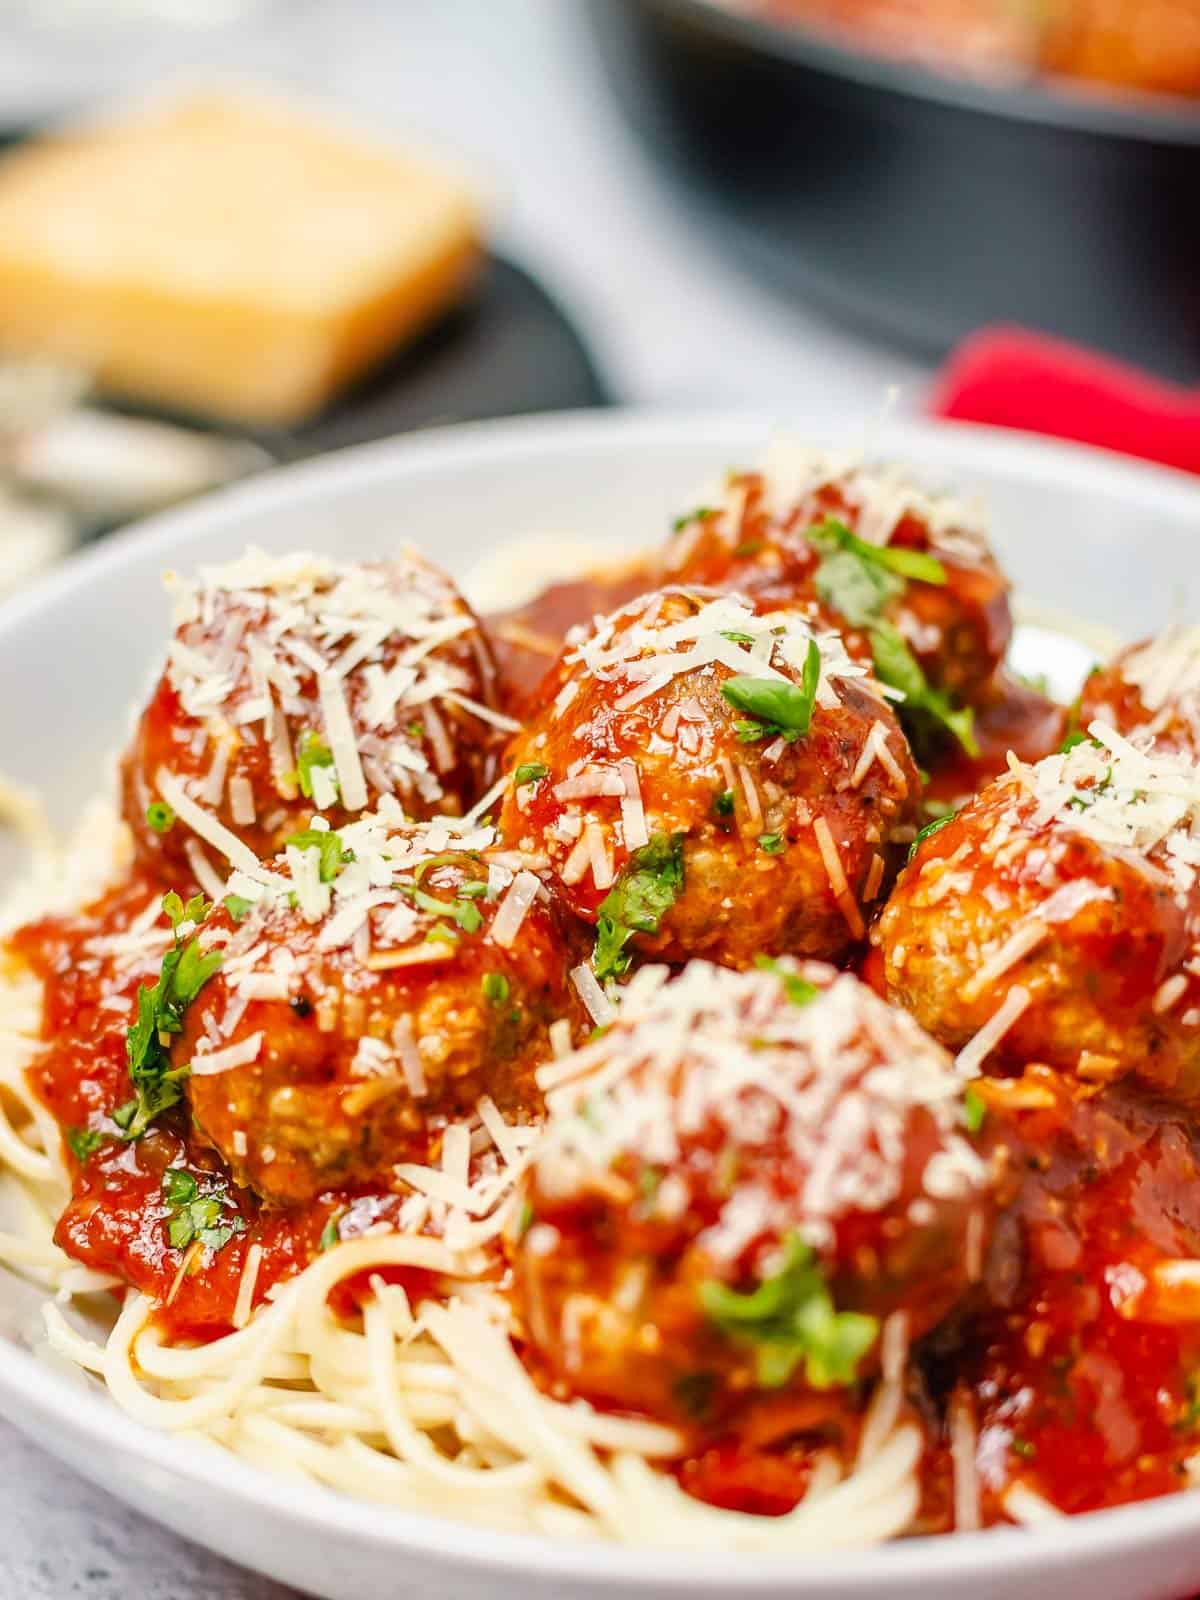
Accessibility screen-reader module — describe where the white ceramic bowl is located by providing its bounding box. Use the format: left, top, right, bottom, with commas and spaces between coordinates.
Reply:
1, 411, 1198, 1600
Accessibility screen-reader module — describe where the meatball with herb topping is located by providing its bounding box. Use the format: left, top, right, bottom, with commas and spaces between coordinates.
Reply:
511, 959, 992, 1428
661, 448, 1011, 755
122, 546, 511, 884
499, 587, 921, 977
877, 722, 1200, 1097
175, 807, 586, 1205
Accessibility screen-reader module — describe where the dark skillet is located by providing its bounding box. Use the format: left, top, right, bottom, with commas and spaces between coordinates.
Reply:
586, 0, 1200, 379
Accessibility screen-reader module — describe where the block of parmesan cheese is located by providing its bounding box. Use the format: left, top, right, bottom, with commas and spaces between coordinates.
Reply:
0, 90, 482, 425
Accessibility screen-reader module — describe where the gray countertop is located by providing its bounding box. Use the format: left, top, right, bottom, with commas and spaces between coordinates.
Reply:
0, 3, 925, 1593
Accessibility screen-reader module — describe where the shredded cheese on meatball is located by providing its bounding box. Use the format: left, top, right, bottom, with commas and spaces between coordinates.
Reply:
533, 961, 984, 1256
682, 441, 991, 564
563, 591, 879, 708
1012, 720, 1200, 897
161, 545, 502, 815
1119, 626, 1200, 738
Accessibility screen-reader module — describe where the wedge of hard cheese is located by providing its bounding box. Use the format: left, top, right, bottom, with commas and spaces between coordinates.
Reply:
0, 90, 482, 425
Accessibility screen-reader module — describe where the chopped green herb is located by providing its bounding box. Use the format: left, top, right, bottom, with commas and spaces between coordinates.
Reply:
284, 827, 347, 884
482, 972, 510, 1005
1017, 670, 1051, 696
319, 1212, 344, 1253
408, 720, 425, 739
757, 832, 785, 855
719, 628, 756, 645
907, 812, 957, 863
145, 801, 175, 835
223, 894, 253, 923
964, 1084, 987, 1135
1010, 1436, 1037, 1460
593, 832, 685, 982
733, 540, 762, 558
292, 731, 337, 803
699, 1233, 878, 1390
121, 895, 222, 1141
425, 922, 459, 944
733, 720, 766, 743
868, 623, 978, 757
513, 761, 549, 788
65, 1126, 104, 1164
721, 643, 821, 743
161, 1168, 244, 1254
1060, 729, 1096, 754
516, 1198, 535, 1241
809, 516, 948, 586
638, 1165, 663, 1202
753, 954, 818, 1008
713, 788, 735, 818
162, 891, 210, 933
672, 506, 715, 532
407, 885, 483, 934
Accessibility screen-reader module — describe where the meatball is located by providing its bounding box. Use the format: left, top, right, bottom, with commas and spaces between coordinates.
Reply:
498, 588, 920, 975
178, 808, 586, 1204
511, 959, 992, 1427
877, 721, 1200, 1098
1079, 628, 1200, 758
660, 449, 1011, 727
123, 547, 508, 882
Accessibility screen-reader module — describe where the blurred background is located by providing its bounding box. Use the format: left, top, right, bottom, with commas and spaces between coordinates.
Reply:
1, 0, 1196, 608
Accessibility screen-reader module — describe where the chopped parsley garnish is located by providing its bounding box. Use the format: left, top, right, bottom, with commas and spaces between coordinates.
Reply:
161, 1169, 245, 1254
1060, 728, 1099, 754
284, 826, 348, 883
406, 884, 484, 934
713, 788, 735, 818
513, 761, 549, 788
699, 1233, 878, 1390
753, 954, 818, 1008
319, 1211, 345, 1253
868, 623, 978, 757
145, 801, 175, 835
65, 1126, 105, 1164
721, 641, 821, 743
732, 540, 762, 558
757, 832, 785, 855
291, 731, 337, 803
809, 515, 947, 591
118, 894, 221, 1141
964, 1084, 987, 1135
719, 628, 756, 645
672, 506, 714, 532
482, 972, 510, 1004
223, 893, 253, 923
907, 811, 957, 863
593, 831, 685, 982
425, 923, 459, 945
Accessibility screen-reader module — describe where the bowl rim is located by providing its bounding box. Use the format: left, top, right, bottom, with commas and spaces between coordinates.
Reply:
635, 0, 1200, 145
2, 405, 1200, 1589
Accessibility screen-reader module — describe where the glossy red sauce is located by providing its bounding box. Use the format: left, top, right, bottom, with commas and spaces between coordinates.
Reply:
8, 877, 396, 1339
487, 563, 655, 716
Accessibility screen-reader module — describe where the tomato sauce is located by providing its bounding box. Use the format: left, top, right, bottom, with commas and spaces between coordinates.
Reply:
7, 876, 392, 1340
